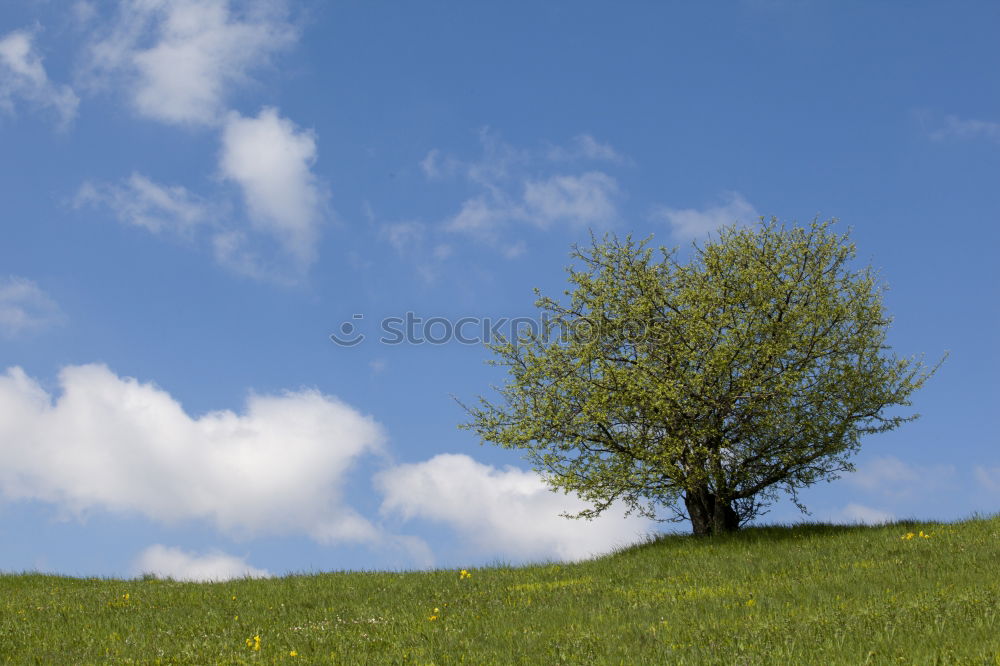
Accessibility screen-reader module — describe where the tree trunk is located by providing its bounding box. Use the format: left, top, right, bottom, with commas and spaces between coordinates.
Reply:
685, 486, 740, 536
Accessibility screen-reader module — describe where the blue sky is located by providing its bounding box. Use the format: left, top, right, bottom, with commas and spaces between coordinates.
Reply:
0, 0, 997, 581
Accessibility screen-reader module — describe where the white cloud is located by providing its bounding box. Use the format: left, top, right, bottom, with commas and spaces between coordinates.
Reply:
428, 132, 625, 254
440, 172, 619, 248
84, 0, 296, 125
441, 195, 529, 259
74, 171, 317, 284
444, 195, 518, 235
376, 453, 653, 563
0, 277, 63, 338
930, 115, 1000, 143
72, 2, 98, 27
209, 229, 276, 282
376, 220, 456, 283
547, 134, 626, 164
848, 456, 918, 491
419, 149, 448, 180
462, 128, 529, 186
219, 107, 326, 271
0, 364, 384, 542
381, 221, 426, 255
652, 192, 759, 240
846, 455, 957, 501
835, 503, 894, 525
522, 172, 620, 228
0, 29, 79, 128
75, 173, 214, 235
135, 545, 270, 581
501, 240, 527, 259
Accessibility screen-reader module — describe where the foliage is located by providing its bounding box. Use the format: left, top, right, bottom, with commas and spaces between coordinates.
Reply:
461, 218, 945, 535
1, 516, 999, 663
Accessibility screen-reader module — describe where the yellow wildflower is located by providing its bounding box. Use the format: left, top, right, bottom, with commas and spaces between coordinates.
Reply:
460, 569, 472, 579
289, 650, 298, 657
428, 615, 438, 621
901, 532, 915, 540
745, 599, 756, 607
245, 635, 261, 651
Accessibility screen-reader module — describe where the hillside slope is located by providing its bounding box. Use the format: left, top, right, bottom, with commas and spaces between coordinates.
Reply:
1, 515, 998, 664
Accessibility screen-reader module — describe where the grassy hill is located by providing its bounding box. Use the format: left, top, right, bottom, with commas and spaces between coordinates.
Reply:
1, 515, 998, 664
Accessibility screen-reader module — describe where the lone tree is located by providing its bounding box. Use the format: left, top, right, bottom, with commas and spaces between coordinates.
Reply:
461, 218, 944, 536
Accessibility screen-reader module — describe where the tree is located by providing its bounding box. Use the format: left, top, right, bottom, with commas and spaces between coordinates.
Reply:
460, 218, 945, 536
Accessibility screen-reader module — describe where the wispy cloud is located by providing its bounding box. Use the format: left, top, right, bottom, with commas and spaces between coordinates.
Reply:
75, 173, 216, 235
929, 115, 1000, 144
522, 172, 620, 229
71, 2, 98, 27
974, 466, 1000, 494
424, 130, 626, 256
135, 545, 270, 582
833, 503, 894, 525
0, 29, 79, 129
848, 456, 919, 491
846, 456, 958, 503
651, 191, 759, 240
375, 218, 456, 283
82, 0, 296, 126
442, 194, 518, 235
380, 221, 426, 255
0, 277, 63, 338
546, 134, 628, 164
376, 453, 653, 562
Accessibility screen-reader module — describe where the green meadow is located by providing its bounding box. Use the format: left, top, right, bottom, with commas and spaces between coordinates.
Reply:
1, 515, 998, 665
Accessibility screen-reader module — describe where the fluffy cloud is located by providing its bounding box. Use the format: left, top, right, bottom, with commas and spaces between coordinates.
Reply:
0, 29, 79, 128
135, 545, 269, 581
652, 192, 759, 240
0, 277, 63, 338
75, 173, 215, 235
376, 453, 653, 563
219, 108, 326, 272
84, 0, 296, 125
74, 4, 325, 282
0, 364, 384, 542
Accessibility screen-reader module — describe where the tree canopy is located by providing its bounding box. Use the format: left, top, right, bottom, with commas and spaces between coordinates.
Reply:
461, 218, 944, 536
